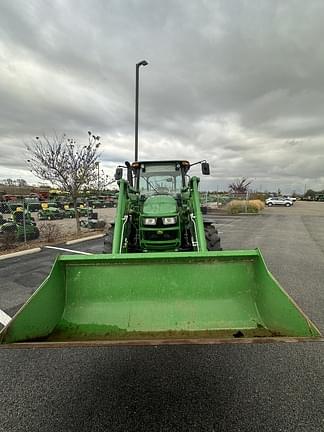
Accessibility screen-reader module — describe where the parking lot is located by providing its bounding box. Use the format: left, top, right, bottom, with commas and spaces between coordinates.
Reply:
0, 201, 323, 431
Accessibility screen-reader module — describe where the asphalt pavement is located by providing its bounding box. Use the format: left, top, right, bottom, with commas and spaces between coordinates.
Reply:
0, 203, 323, 431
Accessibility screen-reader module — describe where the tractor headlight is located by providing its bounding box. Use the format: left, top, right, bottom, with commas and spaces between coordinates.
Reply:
143, 218, 157, 225
162, 217, 177, 225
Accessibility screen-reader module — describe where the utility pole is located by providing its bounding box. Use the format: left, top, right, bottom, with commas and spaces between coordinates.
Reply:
135, 60, 148, 161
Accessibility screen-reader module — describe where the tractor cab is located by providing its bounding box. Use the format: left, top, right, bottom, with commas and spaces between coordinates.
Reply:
132, 161, 188, 251
131, 160, 190, 196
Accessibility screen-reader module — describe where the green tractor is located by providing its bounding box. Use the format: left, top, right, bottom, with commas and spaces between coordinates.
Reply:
0, 209, 39, 241
104, 160, 220, 253
38, 206, 65, 220
0, 160, 321, 347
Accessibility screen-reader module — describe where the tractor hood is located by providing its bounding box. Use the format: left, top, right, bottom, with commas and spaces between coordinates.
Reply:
143, 195, 177, 216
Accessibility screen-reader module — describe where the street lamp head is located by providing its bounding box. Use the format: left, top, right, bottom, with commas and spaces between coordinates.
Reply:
137, 60, 148, 67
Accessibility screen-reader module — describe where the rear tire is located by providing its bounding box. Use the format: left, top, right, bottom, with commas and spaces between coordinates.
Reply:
103, 226, 114, 253
204, 225, 221, 251
267, 203, 273, 206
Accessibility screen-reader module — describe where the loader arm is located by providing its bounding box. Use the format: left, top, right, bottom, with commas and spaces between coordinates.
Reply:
189, 176, 207, 252
112, 179, 128, 254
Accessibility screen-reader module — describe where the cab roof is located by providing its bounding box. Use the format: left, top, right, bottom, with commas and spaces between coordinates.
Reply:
131, 160, 190, 167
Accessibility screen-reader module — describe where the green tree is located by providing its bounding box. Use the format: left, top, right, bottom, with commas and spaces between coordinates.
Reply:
228, 178, 252, 194
304, 189, 316, 198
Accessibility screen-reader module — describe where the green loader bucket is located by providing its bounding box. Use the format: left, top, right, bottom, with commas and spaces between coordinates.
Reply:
0, 250, 321, 348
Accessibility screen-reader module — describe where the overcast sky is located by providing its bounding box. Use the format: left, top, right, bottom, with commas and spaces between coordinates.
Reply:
1, 0, 324, 192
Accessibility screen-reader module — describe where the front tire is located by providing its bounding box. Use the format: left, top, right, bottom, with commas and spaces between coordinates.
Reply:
204, 225, 221, 251
285, 203, 291, 207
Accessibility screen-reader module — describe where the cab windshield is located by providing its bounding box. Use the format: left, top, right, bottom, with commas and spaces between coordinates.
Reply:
138, 163, 184, 195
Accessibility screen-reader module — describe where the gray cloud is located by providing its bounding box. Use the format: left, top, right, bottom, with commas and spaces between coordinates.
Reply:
1, 0, 324, 192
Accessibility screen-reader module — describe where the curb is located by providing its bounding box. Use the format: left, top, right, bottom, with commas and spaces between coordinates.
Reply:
237, 213, 261, 216
0, 247, 41, 261
65, 233, 105, 245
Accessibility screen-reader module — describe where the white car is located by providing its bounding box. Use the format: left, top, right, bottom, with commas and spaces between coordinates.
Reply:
283, 195, 297, 202
266, 197, 293, 207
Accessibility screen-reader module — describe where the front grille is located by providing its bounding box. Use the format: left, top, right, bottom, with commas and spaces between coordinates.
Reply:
143, 230, 178, 241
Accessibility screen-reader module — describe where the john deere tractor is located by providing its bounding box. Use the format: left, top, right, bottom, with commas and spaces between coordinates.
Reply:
0, 161, 321, 347
104, 160, 220, 253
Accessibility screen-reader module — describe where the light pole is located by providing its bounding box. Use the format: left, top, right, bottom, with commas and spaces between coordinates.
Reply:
135, 60, 148, 161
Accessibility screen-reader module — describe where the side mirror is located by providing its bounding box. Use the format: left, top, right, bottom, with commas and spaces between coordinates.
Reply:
201, 162, 210, 175
114, 167, 123, 180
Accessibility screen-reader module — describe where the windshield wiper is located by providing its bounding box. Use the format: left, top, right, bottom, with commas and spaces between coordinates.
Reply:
142, 177, 159, 193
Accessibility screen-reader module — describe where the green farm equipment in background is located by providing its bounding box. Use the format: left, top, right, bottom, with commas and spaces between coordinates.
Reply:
0, 208, 39, 241
38, 206, 65, 220
76, 206, 92, 217
0, 159, 321, 348
0, 213, 7, 227
62, 207, 76, 218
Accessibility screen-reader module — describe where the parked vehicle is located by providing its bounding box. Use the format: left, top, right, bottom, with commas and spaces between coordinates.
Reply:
86, 199, 103, 209
63, 208, 76, 218
80, 212, 106, 229
76, 206, 91, 216
38, 207, 65, 220
266, 197, 293, 207
283, 196, 297, 202
0, 209, 39, 241
24, 197, 41, 211
0, 213, 7, 226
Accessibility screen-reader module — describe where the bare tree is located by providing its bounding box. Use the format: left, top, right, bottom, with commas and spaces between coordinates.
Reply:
228, 178, 252, 194
26, 132, 101, 234
88, 168, 115, 192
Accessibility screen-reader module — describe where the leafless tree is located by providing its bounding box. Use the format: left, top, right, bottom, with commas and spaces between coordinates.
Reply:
26, 132, 101, 234
228, 178, 252, 194
88, 168, 115, 192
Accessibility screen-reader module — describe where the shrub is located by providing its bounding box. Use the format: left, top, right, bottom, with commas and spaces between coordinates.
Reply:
0, 230, 17, 250
226, 199, 264, 215
39, 222, 62, 242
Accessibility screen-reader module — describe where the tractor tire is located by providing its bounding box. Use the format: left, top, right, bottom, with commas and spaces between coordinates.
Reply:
204, 225, 221, 251
103, 226, 114, 253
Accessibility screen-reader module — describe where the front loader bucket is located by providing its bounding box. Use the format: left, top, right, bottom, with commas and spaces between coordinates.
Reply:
0, 250, 321, 348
